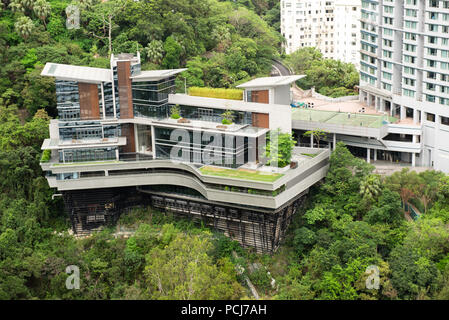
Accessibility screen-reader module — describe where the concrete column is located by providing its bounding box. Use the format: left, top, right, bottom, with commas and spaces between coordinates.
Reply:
376, 97, 381, 111
101, 83, 106, 120
134, 124, 139, 153
367, 94, 372, 108
374, 149, 377, 161
413, 109, 419, 124
367, 148, 371, 163
115, 149, 119, 161
412, 153, 416, 167
400, 106, 406, 120
310, 135, 314, 148
333, 133, 337, 151
151, 125, 156, 159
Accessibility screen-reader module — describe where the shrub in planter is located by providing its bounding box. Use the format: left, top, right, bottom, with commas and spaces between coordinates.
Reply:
221, 110, 235, 125
170, 105, 181, 119
41, 149, 51, 162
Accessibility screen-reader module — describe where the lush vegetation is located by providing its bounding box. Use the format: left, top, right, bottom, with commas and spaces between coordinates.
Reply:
189, 87, 243, 101
0, 0, 281, 120
2, 105, 449, 300
284, 47, 359, 98
2, 0, 449, 301
169, 105, 181, 120
220, 109, 235, 125
304, 129, 328, 149
199, 166, 283, 182
264, 129, 297, 168
265, 143, 449, 300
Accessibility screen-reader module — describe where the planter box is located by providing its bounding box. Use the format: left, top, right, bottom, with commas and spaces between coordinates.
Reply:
177, 118, 190, 123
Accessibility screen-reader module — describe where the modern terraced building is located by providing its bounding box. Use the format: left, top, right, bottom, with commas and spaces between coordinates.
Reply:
40, 53, 330, 253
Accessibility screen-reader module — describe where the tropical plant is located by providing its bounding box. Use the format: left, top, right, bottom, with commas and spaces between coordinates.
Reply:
170, 105, 181, 119
359, 174, 382, 204
145, 40, 164, 64
221, 110, 235, 125
264, 129, 297, 168
304, 129, 328, 149
8, 0, 25, 13
14, 16, 34, 40
33, 0, 51, 27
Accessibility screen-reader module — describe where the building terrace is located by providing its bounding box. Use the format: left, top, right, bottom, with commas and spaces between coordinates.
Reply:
292, 108, 398, 128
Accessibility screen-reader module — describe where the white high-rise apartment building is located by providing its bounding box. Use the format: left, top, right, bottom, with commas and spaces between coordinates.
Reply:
280, 0, 361, 67
334, 0, 361, 69
359, 0, 449, 173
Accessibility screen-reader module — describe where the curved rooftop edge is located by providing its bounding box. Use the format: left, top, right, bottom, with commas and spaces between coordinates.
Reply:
42, 148, 330, 210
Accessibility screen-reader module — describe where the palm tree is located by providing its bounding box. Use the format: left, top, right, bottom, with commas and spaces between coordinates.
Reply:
145, 40, 164, 64
8, 0, 25, 13
33, 0, 51, 28
360, 174, 382, 203
14, 16, 34, 40
22, 0, 35, 8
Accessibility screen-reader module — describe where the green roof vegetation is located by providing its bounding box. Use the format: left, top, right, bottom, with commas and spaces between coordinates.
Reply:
199, 166, 283, 182
40, 149, 51, 163
301, 153, 318, 158
189, 87, 243, 101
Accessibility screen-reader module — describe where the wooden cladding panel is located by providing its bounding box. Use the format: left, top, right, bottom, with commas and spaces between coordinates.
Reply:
121, 123, 136, 153
117, 61, 134, 119
250, 90, 269, 104
252, 112, 269, 129
78, 83, 100, 120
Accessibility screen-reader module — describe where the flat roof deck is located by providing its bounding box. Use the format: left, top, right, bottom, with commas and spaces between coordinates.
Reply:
292, 108, 398, 128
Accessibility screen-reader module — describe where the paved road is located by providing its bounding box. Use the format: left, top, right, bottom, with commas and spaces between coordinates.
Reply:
271, 59, 292, 77
271, 59, 306, 100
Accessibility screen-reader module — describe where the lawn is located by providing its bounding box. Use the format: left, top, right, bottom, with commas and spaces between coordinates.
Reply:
301, 153, 318, 158
199, 166, 283, 182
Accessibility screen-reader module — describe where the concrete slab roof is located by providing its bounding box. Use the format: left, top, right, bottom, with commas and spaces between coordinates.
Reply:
168, 94, 290, 114
131, 69, 187, 81
236, 75, 305, 88
41, 63, 112, 83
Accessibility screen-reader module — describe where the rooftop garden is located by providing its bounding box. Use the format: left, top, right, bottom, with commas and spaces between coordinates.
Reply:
188, 87, 243, 101
199, 166, 283, 182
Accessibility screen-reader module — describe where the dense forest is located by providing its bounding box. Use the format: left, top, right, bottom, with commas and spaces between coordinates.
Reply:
0, 0, 283, 119
284, 47, 360, 98
2, 0, 449, 300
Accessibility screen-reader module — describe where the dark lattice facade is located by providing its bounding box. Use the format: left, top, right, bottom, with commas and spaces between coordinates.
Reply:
62, 186, 308, 253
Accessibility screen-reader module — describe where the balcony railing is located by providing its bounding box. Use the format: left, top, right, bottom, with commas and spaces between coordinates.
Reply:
119, 153, 153, 162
